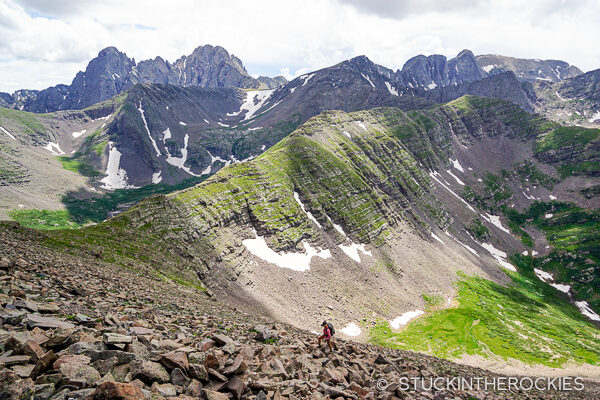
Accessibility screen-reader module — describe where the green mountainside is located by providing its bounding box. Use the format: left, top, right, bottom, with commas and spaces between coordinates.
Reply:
7, 95, 597, 370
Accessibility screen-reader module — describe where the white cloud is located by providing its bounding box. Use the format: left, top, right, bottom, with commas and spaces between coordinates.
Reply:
0, 0, 599, 93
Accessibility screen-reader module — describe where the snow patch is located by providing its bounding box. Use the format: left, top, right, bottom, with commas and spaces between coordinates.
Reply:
152, 171, 162, 184
201, 150, 232, 175
482, 64, 499, 73
326, 215, 346, 237
446, 170, 465, 185
429, 172, 476, 212
72, 129, 86, 138
93, 114, 112, 122
431, 232, 445, 245
300, 73, 315, 86
550, 283, 571, 293
481, 213, 510, 234
450, 159, 465, 173
522, 191, 536, 200
0, 126, 16, 140
390, 310, 424, 329
480, 242, 516, 271
242, 229, 331, 272
458, 240, 479, 256
217, 122, 230, 127
43, 142, 65, 155
534, 268, 553, 282
203, 118, 210, 124
162, 128, 171, 141
343, 131, 351, 138
138, 102, 161, 156
589, 111, 600, 123
228, 90, 275, 121
575, 301, 600, 321
339, 242, 372, 263
293, 192, 322, 228
555, 91, 570, 102
360, 73, 375, 88
384, 81, 399, 96
354, 121, 367, 131
340, 322, 361, 336
549, 194, 557, 200
545, 213, 553, 219
179, 121, 187, 126
427, 82, 437, 90
100, 142, 132, 190
165, 134, 201, 177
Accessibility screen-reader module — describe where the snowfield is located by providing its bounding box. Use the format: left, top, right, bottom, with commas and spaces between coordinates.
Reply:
384, 82, 399, 96
242, 229, 331, 271
43, 142, 65, 155
228, 90, 275, 121
138, 102, 161, 157
390, 310, 424, 329
340, 322, 362, 336
100, 142, 133, 190
480, 242, 516, 271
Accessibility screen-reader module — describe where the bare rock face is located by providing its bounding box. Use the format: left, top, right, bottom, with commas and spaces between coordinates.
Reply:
398, 49, 488, 88
11, 45, 287, 113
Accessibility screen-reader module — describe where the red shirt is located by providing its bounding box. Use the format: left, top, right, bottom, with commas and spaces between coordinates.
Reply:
323, 325, 331, 340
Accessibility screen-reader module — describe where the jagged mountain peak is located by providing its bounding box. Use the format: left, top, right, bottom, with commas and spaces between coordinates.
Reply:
5, 44, 287, 113
456, 48, 476, 58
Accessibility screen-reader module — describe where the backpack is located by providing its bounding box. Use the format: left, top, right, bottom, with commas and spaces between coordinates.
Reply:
327, 322, 335, 335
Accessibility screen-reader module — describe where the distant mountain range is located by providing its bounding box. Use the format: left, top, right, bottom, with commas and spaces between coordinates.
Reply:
0, 46, 584, 114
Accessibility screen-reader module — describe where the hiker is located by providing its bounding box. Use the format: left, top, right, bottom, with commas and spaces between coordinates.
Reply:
318, 320, 335, 352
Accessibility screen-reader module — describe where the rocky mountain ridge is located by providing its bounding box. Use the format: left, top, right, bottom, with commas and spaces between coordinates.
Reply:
0, 45, 287, 113
0, 47, 583, 115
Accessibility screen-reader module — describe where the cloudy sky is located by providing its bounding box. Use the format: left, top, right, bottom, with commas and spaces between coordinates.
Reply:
1, 0, 598, 92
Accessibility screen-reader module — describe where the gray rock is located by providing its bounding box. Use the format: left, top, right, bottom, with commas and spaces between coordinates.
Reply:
26, 314, 75, 330
130, 360, 170, 384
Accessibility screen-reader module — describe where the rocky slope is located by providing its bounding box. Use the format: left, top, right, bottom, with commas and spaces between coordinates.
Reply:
3, 224, 598, 399
476, 54, 582, 83
530, 68, 600, 127
0, 45, 286, 113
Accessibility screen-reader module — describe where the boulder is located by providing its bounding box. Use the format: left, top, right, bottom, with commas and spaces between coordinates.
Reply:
89, 381, 144, 400
26, 314, 75, 329
151, 382, 178, 397
59, 363, 101, 387
226, 375, 246, 400
189, 364, 208, 381
170, 367, 190, 387
202, 389, 229, 400
102, 333, 133, 345
52, 354, 91, 370
130, 360, 170, 384
160, 351, 189, 372
211, 334, 233, 346
22, 339, 45, 362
